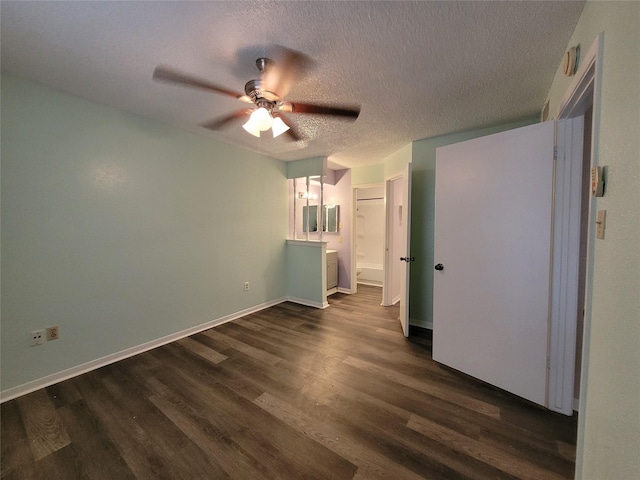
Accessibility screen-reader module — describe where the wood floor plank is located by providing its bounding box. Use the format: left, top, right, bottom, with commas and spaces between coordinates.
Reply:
56, 400, 136, 480
1, 285, 577, 480
46, 380, 83, 409
233, 316, 264, 331
557, 440, 577, 461
343, 356, 501, 419
1, 400, 38, 479
331, 354, 572, 470
99, 365, 229, 479
254, 391, 427, 480
307, 381, 516, 480
407, 414, 567, 480
145, 351, 358, 480
31, 445, 85, 480
15, 389, 71, 461
176, 336, 229, 364
146, 393, 252, 479
202, 328, 283, 365
148, 342, 359, 478
72, 374, 187, 480
241, 350, 513, 480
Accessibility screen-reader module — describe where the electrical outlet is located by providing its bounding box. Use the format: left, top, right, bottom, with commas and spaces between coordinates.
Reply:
244, 281, 250, 291
47, 325, 60, 341
30, 330, 45, 346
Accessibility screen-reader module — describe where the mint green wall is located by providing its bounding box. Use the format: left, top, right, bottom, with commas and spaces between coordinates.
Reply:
409, 118, 537, 328
545, 3, 640, 478
384, 143, 412, 179
1, 74, 288, 392
286, 157, 325, 179
286, 242, 326, 306
351, 163, 384, 186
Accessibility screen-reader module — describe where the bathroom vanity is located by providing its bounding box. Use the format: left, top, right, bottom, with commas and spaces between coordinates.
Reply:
327, 250, 338, 291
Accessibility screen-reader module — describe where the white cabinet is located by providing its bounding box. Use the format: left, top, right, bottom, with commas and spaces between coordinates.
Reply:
326, 250, 338, 290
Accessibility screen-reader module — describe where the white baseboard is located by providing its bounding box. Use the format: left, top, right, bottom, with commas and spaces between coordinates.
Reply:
0, 298, 286, 403
337, 287, 352, 294
286, 296, 329, 309
326, 287, 338, 296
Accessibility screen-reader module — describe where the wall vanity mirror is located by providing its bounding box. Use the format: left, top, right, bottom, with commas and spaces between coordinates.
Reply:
302, 205, 319, 232
323, 205, 339, 232
302, 204, 339, 233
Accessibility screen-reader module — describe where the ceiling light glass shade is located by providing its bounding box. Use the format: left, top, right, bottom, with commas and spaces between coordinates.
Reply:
249, 107, 273, 131
242, 120, 261, 137
271, 116, 290, 138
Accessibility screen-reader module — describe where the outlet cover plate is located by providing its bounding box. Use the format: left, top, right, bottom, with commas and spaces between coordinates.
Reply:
30, 330, 45, 346
47, 325, 60, 341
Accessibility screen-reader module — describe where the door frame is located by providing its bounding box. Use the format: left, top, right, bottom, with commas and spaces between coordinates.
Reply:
548, 33, 602, 416
384, 163, 412, 336
382, 176, 399, 307
351, 183, 386, 298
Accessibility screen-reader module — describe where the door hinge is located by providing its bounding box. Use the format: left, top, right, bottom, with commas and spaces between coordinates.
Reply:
546, 355, 551, 369
553, 146, 558, 162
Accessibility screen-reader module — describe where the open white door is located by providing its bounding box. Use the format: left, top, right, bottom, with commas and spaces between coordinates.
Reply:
393, 163, 413, 337
433, 122, 554, 407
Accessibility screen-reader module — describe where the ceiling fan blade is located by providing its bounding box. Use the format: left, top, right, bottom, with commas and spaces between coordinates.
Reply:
153, 65, 247, 101
279, 101, 360, 120
272, 112, 302, 142
200, 109, 251, 131
262, 46, 315, 99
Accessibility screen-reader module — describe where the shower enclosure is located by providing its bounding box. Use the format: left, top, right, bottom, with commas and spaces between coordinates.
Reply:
355, 185, 385, 286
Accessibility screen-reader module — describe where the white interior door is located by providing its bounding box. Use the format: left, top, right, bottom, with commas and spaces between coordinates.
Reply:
394, 163, 412, 337
433, 122, 554, 406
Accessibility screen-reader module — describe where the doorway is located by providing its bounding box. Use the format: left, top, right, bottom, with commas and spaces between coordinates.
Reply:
355, 185, 385, 290
573, 104, 592, 408
385, 177, 403, 307
548, 34, 601, 416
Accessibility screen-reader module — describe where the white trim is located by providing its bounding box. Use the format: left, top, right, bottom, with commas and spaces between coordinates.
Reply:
286, 296, 329, 309
555, 33, 602, 119
351, 187, 358, 296
547, 32, 602, 420
548, 116, 583, 415
0, 298, 286, 403
382, 178, 395, 306
285, 239, 326, 247
326, 287, 338, 296
337, 287, 352, 294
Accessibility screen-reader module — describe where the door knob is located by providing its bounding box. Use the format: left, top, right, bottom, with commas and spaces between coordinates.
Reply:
400, 257, 415, 262
434, 263, 444, 271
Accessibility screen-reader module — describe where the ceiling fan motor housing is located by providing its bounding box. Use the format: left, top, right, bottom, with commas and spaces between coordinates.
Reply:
244, 79, 279, 104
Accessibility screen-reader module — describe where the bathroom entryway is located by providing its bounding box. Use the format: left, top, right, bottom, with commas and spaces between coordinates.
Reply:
355, 185, 385, 300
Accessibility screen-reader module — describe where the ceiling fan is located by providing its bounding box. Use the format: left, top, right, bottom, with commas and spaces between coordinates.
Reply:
153, 48, 361, 141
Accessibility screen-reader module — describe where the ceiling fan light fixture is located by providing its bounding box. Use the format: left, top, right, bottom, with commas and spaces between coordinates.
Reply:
249, 107, 273, 131
242, 120, 261, 137
271, 116, 290, 138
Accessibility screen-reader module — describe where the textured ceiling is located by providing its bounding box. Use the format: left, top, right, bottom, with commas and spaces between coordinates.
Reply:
0, 1, 584, 168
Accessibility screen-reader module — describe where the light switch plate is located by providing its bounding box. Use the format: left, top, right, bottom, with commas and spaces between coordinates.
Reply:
596, 210, 606, 239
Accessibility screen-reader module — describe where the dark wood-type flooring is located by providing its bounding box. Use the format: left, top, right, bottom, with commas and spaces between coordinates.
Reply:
1, 285, 577, 479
